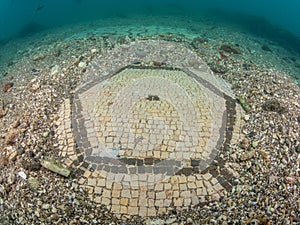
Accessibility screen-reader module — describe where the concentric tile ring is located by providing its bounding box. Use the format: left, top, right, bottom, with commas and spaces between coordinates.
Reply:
55, 40, 245, 217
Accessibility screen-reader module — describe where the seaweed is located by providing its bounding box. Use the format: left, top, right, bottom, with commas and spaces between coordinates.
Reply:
237, 95, 251, 113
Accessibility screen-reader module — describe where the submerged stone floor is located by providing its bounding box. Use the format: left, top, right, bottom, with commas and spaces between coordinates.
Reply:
55, 40, 245, 217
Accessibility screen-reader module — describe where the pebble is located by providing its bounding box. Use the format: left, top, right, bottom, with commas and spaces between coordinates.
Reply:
186, 217, 193, 224
33, 53, 45, 61
295, 144, 300, 153
91, 49, 98, 54
240, 138, 249, 150
18, 171, 27, 180
31, 68, 40, 76
3, 82, 13, 92
240, 150, 255, 161
78, 61, 87, 68
50, 65, 61, 76
262, 44, 272, 52
144, 218, 178, 225
5, 129, 19, 145
135, 49, 148, 57
191, 37, 208, 49
0, 185, 5, 195
43, 131, 49, 138
28, 177, 39, 189
0, 154, 9, 166
7, 173, 16, 185
42, 203, 50, 210
53, 48, 61, 57
262, 99, 287, 114
268, 175, 277, 183
220, 44, 242, 54
208, 63, 228, 74
251, 141, 259, 148
285, 175, 296, 184
144, 218, 166, 225
12, 118, 21, 128
9, 151, 18, 161
0, 106, 7, 118
243, 115, 250, 121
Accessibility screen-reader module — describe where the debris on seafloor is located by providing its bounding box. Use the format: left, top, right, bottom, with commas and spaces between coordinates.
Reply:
237, 95, 251, 113
41, 160, 70, 177
262, 99, 287, 114
3, 82, 14, 92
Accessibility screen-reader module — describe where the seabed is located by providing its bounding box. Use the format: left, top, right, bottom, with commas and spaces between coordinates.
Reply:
0, 15, 299, 224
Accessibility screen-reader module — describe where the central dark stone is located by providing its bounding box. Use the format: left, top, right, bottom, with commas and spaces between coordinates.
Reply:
146, 95, 160, 101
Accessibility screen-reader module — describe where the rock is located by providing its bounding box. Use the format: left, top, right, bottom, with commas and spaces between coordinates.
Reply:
252, 141, 259, 148
5, 129, 19, 145
21, 159, 41, 171
208, 63, 229, 74
262, 44, 272, 52
135, 49, 148, 58
165, 218, 177, 224
90, 49, 98, 54
259, 150, 268, 159
240, 150, 255, 161
285, 175, 296, 184
268, 175, 277, 184
220, 44, 242, 54
31, 68, 40, 76
41, 160, 70, 177
256, 216, 270, 225
9, 150, 18, 161
243, 115, 250, 121
146, 95, 160, 101
53, 48, 61, 57
0, 106, 7, 118
144, 218, 178, 225
7, 173, 15, 185
262, 99, 287, 114
296, 144, 300, 153
0, 154, 9, 166
33, 53, 45, 61
186, 217, 194, 224
18, 171, 27, 180
0, 184, 5, 195
243, 63, 251, 71
43, 131, 49, 138
144, 218, 166, 225
78, 61, 87, 68
150, 61, 165, 67
3, 82, 13, 92
50, 65, 61, 76
191, 37, 208, 48
28, 177, 39, 189
42, 204, 50, 210
240, 139, 249, 150
12, 118, 21, 128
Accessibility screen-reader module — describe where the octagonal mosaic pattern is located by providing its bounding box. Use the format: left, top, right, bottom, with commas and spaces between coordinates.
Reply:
55, 40, 245, 217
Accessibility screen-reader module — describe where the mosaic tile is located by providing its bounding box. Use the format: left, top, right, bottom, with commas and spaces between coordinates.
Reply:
55, 40, 246, 217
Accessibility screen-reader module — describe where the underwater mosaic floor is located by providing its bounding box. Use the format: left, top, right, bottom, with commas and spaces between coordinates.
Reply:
55, 40, 245, 216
